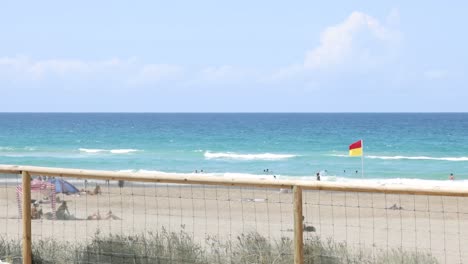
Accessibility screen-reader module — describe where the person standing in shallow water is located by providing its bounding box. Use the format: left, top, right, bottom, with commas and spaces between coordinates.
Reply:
449, 173, 455, 180
316, 172, 320, 181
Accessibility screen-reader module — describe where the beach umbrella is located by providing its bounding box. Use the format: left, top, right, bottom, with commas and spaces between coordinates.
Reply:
47, 178, 80, 194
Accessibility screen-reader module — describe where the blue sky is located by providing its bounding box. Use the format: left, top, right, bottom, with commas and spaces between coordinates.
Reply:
0, 1, 467, 112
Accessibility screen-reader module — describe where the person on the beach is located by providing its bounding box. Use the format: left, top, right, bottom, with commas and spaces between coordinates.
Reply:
57, 201, 80, 220
87, 211, 102, 220
105, 210, 121, 220
87, 210, 121, 220
316, 172, 321, 181
86, 185, 102, 195
94, 185, 102, 195
31, 202, 42, 219
31, 205, 38, 219
56, 201, 70, 220
449, 173, 455, 180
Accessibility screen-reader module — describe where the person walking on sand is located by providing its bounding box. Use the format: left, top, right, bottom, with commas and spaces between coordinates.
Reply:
449, 173, 455, 180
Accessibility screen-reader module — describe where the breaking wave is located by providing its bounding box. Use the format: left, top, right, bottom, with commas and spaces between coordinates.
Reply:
204, 151, 298, 160
366, 155, 468, 161
329, 154, 468, 161
79, 148, 139, 154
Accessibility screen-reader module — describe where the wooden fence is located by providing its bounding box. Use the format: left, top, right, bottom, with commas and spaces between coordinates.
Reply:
0, 164, 467, 264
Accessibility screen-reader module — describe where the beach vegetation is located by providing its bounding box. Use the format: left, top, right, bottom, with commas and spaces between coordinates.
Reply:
0, 231, 439, 264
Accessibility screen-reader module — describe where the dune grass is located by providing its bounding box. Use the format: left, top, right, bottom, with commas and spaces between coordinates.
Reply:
0, 230, 438, 264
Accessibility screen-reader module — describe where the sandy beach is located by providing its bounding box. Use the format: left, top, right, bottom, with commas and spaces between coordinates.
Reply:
1, 180, 467, 263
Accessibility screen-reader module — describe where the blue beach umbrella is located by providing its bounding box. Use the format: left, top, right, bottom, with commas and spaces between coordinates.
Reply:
47, 178, 80, 194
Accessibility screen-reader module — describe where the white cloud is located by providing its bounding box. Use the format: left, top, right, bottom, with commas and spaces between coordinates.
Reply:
274, 64, 303, 79
304, 11, 400, 70
266, 64, 306, 82
0, 56, 128, 79
138, 64, 183, 82
424, 69, 448, 80
1, 11, 401, 87
0, 56, 184, 84
28, 59, 88, 77
199, 65, 249, 82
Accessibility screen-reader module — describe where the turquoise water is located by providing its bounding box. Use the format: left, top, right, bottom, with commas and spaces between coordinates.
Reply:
1, 113, 467, 184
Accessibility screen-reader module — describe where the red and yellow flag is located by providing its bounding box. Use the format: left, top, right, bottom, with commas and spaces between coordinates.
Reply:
349, 140, 363, 156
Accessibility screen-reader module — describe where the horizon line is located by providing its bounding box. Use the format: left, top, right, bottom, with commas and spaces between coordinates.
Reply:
0, 111, 468, 114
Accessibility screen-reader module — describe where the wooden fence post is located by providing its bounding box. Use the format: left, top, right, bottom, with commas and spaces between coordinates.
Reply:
293, 186, 304, 264
22, 171, 32, 264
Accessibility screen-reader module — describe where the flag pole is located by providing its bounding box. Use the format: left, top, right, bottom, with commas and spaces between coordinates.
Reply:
361, 139, 364, 178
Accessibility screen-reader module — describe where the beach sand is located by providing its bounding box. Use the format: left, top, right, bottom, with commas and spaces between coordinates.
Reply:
1, 181, 467, 263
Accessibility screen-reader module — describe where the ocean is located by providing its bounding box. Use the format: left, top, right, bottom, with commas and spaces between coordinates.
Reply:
1, 113, 467, 186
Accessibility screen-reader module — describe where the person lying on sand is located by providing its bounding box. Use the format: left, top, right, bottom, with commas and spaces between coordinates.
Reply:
387, 203, 403, 210
85, 185, 102, 195
105, 210, 121, 220
87, 210, 121, 220
87, 211, 102, 220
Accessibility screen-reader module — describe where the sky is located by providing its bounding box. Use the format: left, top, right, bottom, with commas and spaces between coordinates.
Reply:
0, 1, 467, 112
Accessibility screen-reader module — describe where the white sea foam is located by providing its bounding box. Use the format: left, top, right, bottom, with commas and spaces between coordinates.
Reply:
0, 146, 37, 153
318, 176, 468, 188
204, 151, 297, 160
79, 148, 106, 153
24, 146, 37, 151
110, 149, 138, 154
0, 169, 448, 189
1, 152, 86, 159
79, 148, 139, 154
112, 169, 468, 188
366, 155, 468, 161
117, 169, 135, 173
0, 146, 15, 151
328, 154, 348, 157
329, 154, 468, 161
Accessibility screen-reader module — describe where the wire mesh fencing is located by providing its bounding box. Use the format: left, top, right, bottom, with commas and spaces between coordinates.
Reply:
0, 173, 23, 263
303, 190, 468, 264
1, 166, 468, 264
1, 173, 297, 263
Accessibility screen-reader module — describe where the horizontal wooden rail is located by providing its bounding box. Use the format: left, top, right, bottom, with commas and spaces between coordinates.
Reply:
0, 164, 467, 197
